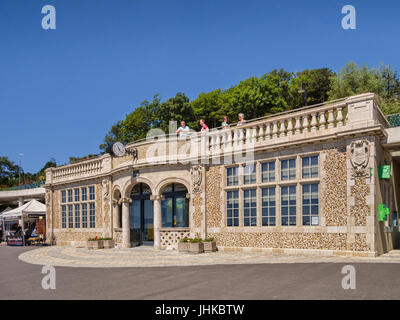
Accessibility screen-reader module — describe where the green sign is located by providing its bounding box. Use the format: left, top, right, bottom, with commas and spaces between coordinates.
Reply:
378, 165, 391, 179
379, 204, 389, 221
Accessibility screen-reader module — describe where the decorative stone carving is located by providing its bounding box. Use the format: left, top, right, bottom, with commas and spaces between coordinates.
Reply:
119, 197, 132, 204
150, 195, 165, 201
190, 165, 203, 193
349, 140, 370, 177
102, 179, 110, 202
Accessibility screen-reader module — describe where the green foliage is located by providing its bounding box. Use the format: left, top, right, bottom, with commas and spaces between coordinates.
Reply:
100, 62, 400, 153
0, 156, 20, 187
328, 62, 400, 114
0, 157, 56, 188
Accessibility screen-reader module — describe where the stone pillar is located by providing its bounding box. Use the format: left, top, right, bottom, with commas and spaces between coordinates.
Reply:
120, 197, 132, 248
151, 195, 164, 250
17, 197, 23, 207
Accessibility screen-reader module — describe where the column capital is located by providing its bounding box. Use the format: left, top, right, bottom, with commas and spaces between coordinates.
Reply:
150, 194, 165, 201
119, 197, 132, 204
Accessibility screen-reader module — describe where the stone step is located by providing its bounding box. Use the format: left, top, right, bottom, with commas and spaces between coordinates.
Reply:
381, 250, 400, 257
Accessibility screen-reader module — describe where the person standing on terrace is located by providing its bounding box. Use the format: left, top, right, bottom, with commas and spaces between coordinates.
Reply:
221, 116, 230, 129
200, 119, 209, 132
237, 113, 246, 125
176, 120, 190, 137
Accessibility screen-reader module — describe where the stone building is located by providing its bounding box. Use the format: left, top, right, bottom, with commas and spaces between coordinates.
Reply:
44, 93, 400, 257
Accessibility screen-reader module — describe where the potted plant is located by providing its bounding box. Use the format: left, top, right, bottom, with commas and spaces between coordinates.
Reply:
87, 236, 104, 250
178, 237, 190, 253
203, 237, 217, 252
101, 237, 115, 249
188, 237, 204, 254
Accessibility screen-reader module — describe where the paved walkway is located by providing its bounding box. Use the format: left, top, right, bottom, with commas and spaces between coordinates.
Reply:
19, 246, 400, 268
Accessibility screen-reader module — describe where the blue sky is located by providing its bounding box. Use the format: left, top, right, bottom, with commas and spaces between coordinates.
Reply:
0, 0, 399, 173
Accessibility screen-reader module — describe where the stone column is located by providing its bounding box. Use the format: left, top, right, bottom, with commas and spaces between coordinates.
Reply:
151, 195, 164, 250
120, 197, 132, 248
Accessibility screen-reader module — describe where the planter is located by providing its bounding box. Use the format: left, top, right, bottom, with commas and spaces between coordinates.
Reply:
88, 240, 104, 250
189, 242, 204, 254
86, 241, 94, 249
203, 241, 217, 252
103, 239, 115, 249
178, 242, 189, 253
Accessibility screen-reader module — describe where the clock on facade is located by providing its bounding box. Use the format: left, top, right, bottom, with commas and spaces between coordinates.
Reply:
112, 142, 126, 157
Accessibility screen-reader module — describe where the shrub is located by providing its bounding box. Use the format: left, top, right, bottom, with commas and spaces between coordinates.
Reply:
180, 237, 189, 243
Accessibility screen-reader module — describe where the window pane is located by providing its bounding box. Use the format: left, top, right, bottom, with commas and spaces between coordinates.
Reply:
281, 185, 296, 226
262, 187, 276, 226
227, 167, 238, 186
302, 183, 319, 226
227, 190, 239, 226
82, 203, 88, 228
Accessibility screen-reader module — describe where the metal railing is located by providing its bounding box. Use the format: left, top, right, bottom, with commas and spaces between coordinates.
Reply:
0, 181, 45, 191
387, 113, 400, 128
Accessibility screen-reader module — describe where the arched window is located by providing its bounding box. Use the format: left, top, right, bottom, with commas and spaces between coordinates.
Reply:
161, 183, 189, 228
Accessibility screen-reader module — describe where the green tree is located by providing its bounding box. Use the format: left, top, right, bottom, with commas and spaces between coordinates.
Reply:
0, 156, 20, 187
156, 92, 195, 132
328, 62, 400, 115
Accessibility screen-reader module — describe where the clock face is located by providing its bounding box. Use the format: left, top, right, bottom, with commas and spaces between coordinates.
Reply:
112, 142, 126, 157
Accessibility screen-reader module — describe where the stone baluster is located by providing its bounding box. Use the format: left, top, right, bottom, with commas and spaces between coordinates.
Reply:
319, 111, 326, 130
233, 129, 239, 146
327, 109, 335, 128
245, 127, 251, 144
279, 119, 286, 137
252, 126, 257, 142
227, 130, 233, 147
310, 113, 317, 132
272, 121, 278, 139
258, 124, 264, 141
265, 123, 271, 140
336, 107, 344, 127
302, 115, 309, 133
295, 117, 301, 135
287, 118, 294, 136
215, 132, 221, 152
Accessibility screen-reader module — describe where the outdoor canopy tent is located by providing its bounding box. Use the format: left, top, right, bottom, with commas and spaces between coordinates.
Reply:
1, 200, 46, 221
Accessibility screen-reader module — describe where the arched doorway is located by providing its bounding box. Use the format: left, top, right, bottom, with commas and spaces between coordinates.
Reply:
161, 183, 189, 228
130, 183, 153, 246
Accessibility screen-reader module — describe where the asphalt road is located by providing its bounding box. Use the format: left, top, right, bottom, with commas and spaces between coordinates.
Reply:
0, 246, 399, 300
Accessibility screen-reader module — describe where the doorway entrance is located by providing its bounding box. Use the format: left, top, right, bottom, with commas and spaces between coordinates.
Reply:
161, 183, 189, 228
130, 183, 153, 246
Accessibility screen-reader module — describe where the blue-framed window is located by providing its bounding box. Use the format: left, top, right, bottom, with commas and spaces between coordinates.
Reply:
226, 190, 239, 226
261, 161, 275, 183
89, 186, 95, 200
281, 185, 296, 226
302, 183, 319, 226
227, 167, 239, 186
68, 204, 73, 228
61, 205, 66, 228
262, 187, 276, 226
89, 203, 96, 228
302, 156, 318, 179
61, 191, 66, 203
281, 158, 296, 181
81, 187, 87, 201
243, 164, 257, 185
82, 203, 88, 228
74, 188, 80, 202
68, 189, 73, 202
74, 204, 80, 228
244, 189, 257, 226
